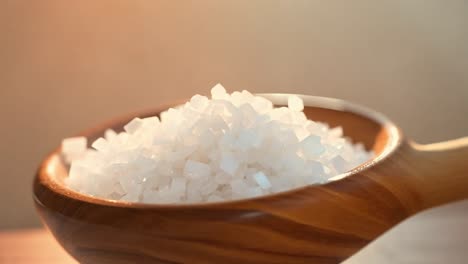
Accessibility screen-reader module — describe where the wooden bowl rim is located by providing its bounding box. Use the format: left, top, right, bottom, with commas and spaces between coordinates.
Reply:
35, 94, 403, 209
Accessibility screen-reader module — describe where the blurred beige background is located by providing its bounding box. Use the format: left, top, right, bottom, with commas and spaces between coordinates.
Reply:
1, 0, 467, 232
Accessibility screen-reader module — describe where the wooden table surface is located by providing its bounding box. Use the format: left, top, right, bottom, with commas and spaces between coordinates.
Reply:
1, 200, 467, 264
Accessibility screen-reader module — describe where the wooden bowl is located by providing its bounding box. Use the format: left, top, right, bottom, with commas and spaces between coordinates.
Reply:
34, 94, 468, 264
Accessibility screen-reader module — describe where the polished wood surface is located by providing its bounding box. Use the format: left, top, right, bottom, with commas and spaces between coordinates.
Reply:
4, 201, 468, 264
33, 96, 468, 263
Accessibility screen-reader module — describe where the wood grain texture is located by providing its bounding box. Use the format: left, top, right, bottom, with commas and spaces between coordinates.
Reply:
4, 201, 468, 264
33, 95, 468, 264
4, 200, 468, 264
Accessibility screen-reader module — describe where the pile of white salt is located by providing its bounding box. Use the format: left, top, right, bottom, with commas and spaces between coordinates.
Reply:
62, 84, 373, 203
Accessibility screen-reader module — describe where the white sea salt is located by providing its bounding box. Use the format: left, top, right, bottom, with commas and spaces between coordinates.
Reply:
124, 118, 144, 134
301, 135, 325, 158
91, 137, 108, 152
219, 153, 239, 176
253, 171, 272, 189
104, 129, 117, 141
62, 137, 87, 163
288, 95, 304, 112
184, 160, 211, 179
63, 84, 374, 203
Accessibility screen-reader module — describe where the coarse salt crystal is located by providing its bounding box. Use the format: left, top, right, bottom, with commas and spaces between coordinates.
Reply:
288, 95, 304, 112
211, 83, 227, 99
301, 135, 325, 158
253, 171, 272, 189
183, 160, 211, 179
104, 129, 117, 141
124, 118, 144, 134
62, 137, 87, 162
171, 178, 187, 195
219, 153, 239, 176
91, 137, 108, 152
331, 155, 349, 172
190, 95, 209, 110
63, 83, 374, 204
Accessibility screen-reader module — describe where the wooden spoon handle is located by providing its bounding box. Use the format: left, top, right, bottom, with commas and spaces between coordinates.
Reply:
408, 137, 468, 210
370, 136, 468, 214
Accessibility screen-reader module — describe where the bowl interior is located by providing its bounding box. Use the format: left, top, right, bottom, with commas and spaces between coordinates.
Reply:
42, 95, 401, 202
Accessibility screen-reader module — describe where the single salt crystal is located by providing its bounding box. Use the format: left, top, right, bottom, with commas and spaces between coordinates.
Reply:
329, 127, 343, 138
142, 116, 160, 126
104, 129, 117, 141
230, 179, 249, 195
231, 91, 243, 106
236, 130, 261, 150
239, 103, 257, 127
118, 173, 138, 194
121, 192, 139, 202
156, 186, 176, 203
190, 95, 209, 110
253, 171, 272, 189
210, 115, 229, 132
117, 132, 129, 144
142, 188, 159, 203
288, 95, 304, 112
294, 126, 309, 141
197, 130, 215, 152
280, 129, 299, 146
305, 160, 325, 176
186, 186, 203, 202
67, 161, 87, 190
121, 183, 142, 202
219, 133, 236, 151
251, 96, 273, 113
331, 155, 349, 172
215, 172, 231, 184
62, 137, 87, 154
219, 153, 239, 176
200, 180, 218, 195
109, 191, 124, 200
171, 178, 186, 196
63, 83, 374, 204
211, 83, 227, 99
241, 90, 253, 98
184, 160, 211, 179
355, 143, 366, 152
91, 137, 108, 151
304, 160, 327, 183
62, 137, 87, 162
301, 135, 325, 158
124, 118, 144, 134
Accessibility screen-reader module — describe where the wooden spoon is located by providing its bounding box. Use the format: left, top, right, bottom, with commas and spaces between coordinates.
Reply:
33, 94, 468, 264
